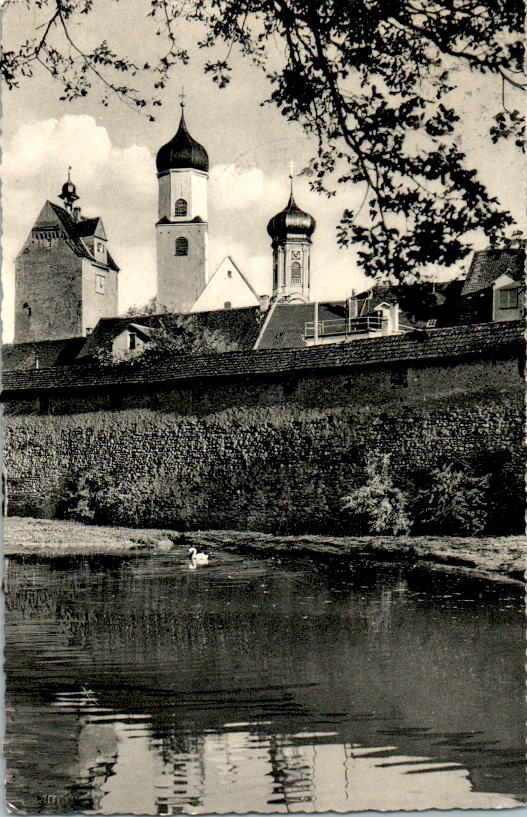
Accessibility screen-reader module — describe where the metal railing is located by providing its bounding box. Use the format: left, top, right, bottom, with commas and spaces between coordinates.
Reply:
304, 315, 387, 337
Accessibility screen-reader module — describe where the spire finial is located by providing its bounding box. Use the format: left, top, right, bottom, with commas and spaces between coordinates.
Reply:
67, 165, 72, 182
179, 88, 186, 108
288, 160, 295, 199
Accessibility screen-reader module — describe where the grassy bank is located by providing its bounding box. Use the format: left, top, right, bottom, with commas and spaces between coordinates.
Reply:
3, 517, 525, 585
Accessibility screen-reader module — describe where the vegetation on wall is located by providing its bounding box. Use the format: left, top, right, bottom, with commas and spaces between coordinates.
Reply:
7, 396, 523, 537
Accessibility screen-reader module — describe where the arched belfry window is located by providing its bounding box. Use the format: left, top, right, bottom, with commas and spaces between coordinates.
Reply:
175, 237, 189, 256
175, 198, 187, 217
291, 261, 302, 284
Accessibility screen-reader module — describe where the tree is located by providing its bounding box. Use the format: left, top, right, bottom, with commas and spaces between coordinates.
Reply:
94, 316, 239, 365
342, 454, 411, 535
3, 0, 524, 281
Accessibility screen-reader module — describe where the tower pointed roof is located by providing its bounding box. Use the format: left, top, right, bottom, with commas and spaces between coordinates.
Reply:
156, 103, 209, 174
267, 176, 316, 241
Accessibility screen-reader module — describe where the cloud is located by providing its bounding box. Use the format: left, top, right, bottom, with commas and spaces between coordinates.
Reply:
209, 163, 284, 212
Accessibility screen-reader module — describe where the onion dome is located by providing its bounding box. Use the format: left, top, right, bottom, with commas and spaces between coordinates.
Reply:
58, 167, 79, 206
267, 186, 316, 242
156, 105, 209, 174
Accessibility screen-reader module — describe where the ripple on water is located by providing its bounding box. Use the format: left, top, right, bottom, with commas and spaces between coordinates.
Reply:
4, 549, 525, 813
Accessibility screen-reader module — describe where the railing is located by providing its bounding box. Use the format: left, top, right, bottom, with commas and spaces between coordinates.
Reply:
304, 315, 387, 337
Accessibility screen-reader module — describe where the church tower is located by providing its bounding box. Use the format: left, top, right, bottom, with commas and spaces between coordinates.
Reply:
155, 101, 209, 313
14, 171, 119, 343
267, 176, 316, 303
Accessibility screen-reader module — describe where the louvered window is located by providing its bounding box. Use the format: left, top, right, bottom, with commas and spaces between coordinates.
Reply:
175, 237, 189, 256
291, 262, 301, 284
175, 199, 188, 217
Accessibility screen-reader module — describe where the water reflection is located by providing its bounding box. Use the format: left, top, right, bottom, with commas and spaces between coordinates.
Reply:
4, 550, 525, 813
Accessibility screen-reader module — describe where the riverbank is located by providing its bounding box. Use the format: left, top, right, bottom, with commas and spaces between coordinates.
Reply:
3, 516, 525, 584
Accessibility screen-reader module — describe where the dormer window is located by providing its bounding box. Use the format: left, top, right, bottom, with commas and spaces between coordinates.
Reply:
128, 332, 137, 350
97, 242, 104, 253
175, 198, 188, 217
175, 237, 188, 256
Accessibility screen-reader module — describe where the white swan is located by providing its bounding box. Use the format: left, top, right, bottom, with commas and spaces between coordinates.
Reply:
188, 547, 209, 565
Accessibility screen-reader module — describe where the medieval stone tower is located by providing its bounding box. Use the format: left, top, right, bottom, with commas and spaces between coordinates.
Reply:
267, 177, 316, 303
14, 172, 119, 343
155, 102, 209, 313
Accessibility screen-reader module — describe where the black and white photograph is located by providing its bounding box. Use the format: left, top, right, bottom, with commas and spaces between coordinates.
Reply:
1, 0, 525, 812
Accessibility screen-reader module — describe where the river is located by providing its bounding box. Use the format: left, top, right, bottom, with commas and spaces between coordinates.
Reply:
4, 548, 525, 813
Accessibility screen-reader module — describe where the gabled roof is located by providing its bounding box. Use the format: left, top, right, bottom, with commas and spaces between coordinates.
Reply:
192, 256, 260, 313
3, 321, 523, 393
45, 202, 119, 271
75, 217, 107, 241
2, 337, 86, 371
461, 247, 525, 296
76, 307, 263, 360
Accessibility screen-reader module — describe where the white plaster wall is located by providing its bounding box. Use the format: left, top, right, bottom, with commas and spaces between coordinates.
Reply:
191, 259, 260, 312
158, 170, 208, 221
156, 223, 208, 313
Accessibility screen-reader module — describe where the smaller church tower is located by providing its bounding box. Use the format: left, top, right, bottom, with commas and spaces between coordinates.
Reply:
14, 171, 119, 343
155, 100, 209, 313
267, 176, 316, 303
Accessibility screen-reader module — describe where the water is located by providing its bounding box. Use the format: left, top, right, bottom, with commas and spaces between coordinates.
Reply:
4, 548, 525, 813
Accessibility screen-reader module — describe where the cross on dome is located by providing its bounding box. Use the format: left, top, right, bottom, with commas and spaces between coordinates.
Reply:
179, 88, 186, 108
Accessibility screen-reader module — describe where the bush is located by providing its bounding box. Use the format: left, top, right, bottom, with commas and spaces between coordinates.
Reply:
413, 463, 490, 536
342, 454, 411, 535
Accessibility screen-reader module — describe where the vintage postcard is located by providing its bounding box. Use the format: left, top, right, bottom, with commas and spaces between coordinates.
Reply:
1, 0, 525, 813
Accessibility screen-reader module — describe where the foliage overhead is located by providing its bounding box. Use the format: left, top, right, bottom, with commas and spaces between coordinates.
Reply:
3, 0, 525, 281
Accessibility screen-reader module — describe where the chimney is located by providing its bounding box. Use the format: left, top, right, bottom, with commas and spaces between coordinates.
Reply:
259, 295, 270, 312
346, 292, 359, 331
73, 206, 81, 221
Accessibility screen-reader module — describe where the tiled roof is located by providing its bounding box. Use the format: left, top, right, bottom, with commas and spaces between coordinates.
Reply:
2, 338, 86, 371
74, 217, 100, 237
461, 247, 525, 296
256, 302, 364, 350
77, 307, 263, 360
3, 320, 523, 393
48, 203, 119, 272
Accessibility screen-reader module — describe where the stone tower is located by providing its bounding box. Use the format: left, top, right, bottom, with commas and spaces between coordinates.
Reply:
155, 102, 209, 313
14, 172, 119, 343
267, 177, 316, 303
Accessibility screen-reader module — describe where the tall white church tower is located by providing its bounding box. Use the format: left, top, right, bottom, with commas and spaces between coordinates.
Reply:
267, 176, 316, 303
155, 101, 209, 313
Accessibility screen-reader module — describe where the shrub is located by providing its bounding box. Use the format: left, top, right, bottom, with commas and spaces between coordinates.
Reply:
413, 463, 490, 535
342, 454, 411, 535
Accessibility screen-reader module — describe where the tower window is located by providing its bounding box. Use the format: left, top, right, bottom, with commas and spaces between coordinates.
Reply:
22, 302, 31, 317
95, 274, 106, 294
175, 198, 188, 217
227, 270, 232, 278
291, 261, 302, 284
175, 237, 189, 256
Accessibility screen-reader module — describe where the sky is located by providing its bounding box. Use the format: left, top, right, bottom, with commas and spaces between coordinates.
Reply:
1, 1, 524, 341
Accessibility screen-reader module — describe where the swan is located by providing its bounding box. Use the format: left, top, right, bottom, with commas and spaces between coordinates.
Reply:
188, 547, 209, 565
